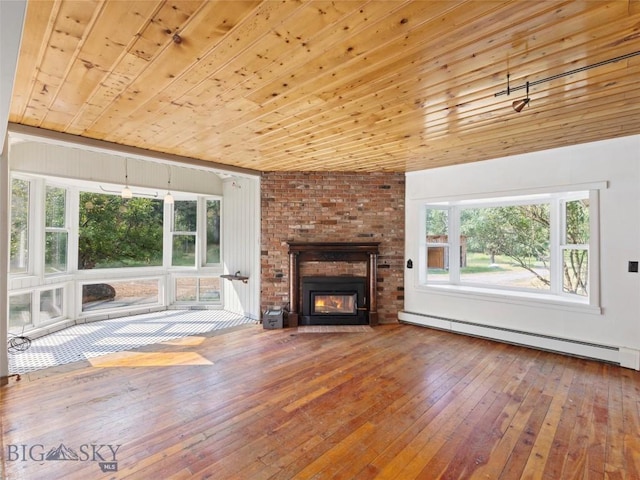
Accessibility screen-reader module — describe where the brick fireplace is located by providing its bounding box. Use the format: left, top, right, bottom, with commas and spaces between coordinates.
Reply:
261, 172, 405, 325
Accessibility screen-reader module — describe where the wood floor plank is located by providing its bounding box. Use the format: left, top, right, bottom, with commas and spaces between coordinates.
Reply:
1, 323, 639, 480
562, 361, 609, 479
604, 365, 626, 480
498, 393, 554, 479
541, 358, 589, 479
468, 353, 554, 479
620, 368, 640, 479
519, 358, 578, 480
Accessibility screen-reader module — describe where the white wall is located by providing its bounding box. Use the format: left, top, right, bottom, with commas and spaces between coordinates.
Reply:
403, 135, 640, 369
222, 176, 261, 320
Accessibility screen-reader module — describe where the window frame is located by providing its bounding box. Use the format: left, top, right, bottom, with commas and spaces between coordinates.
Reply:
8, 285, 67, 333
78, 189, 165, 270
44, 184, 70, 275
419, 187, 601, 309
559, 195, 590, 298
203, 197, 222, 267
79, 277, 162, 314
173, 275, 222, 305
422, 207, 451, 284
165, 196, 222, 269
166, 198, 198, 268
9, 175, 34, 276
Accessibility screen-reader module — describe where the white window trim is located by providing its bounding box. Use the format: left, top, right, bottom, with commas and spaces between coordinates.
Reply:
416, 283, 602, 315
413, 181, 607, 203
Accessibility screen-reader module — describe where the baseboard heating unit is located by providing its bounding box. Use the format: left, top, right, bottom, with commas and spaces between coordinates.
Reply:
398, 311, 640, 370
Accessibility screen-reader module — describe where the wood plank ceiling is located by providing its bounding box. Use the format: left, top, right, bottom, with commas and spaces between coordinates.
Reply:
9, 0, 640, 173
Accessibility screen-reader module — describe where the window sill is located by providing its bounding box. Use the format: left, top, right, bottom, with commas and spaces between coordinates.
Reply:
417, 283, 601, 315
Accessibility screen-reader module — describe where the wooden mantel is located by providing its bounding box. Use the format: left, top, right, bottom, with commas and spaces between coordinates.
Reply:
287, 242, 380, 327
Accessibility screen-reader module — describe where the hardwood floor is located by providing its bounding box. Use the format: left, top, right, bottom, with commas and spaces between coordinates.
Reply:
1, 323, 639, 479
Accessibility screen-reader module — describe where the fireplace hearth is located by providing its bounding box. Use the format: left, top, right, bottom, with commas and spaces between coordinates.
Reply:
287, 242, 380, 327
301, 276, 367, 325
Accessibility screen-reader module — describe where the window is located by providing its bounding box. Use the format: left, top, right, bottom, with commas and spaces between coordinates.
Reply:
206, 199, 221, 265
562, 198, 589, 296
425, 208, 450, 283
422, 191, 594, 301
9, 293, 32, 331
168, 198, 221, 267
82, 279, 159, 312
45, 186, 68, 274
175, 277, 221, 303
171, 200, 197, 267
40, 287, 64, 322
78, 192, 163, 269
459, 203, 551, 290
10, 178, 30, 274
8, 288, 65, 333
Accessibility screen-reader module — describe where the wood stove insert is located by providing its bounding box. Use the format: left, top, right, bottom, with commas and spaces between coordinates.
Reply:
287, 242, 380, 327
301, 276, 368, 325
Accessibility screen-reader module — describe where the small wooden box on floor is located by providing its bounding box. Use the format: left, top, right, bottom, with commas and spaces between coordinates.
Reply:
263, 308, 284, 329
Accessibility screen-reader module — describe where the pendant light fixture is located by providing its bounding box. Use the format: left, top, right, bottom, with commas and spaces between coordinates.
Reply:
164, 165, 174, 205
121, 158, 132, 199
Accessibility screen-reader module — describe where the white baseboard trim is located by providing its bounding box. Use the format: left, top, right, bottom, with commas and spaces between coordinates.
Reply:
619, 347, 640, 370
398, 311, 638, 370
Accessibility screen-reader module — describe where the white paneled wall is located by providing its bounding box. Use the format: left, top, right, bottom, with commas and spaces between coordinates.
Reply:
222, 177, 261, 319
10, 141, 224, 195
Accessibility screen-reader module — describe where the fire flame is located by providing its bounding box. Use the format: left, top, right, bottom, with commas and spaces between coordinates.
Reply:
314, 295, 355, 314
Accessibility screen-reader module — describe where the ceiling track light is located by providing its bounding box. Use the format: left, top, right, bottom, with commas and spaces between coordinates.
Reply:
495, 49, 640, 111
512, 82, 530, 112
